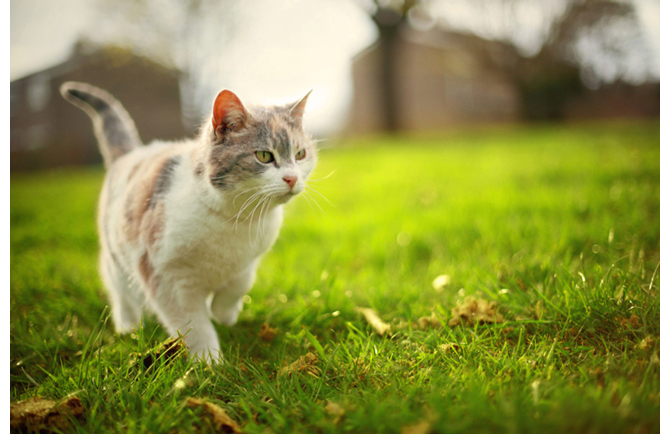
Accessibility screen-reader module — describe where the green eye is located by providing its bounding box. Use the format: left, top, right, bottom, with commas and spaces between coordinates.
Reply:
256, 151, 274, 163
295, 149, 306, 160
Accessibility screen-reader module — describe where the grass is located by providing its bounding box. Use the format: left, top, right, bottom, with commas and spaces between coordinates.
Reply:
10, 120, 660, 433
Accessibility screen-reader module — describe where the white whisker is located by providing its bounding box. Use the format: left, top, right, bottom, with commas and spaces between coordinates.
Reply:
301, 192, 323, 225
232, 190, 263, 230
257, 194, 273, 240
232, 185, 264, 207
305, 184, 336, 208
248, 192, 273, 245
301, 188, 334, 225
307, 168, 338, 183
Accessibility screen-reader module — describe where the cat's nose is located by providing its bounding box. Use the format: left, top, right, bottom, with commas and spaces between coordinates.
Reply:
282, 175, 298, 190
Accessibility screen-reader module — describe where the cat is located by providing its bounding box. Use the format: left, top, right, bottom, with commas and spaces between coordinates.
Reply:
60, 81, 316, 362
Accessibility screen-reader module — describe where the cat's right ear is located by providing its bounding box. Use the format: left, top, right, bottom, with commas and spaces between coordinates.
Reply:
288, 90, 312, 129
212, 90, 248, 141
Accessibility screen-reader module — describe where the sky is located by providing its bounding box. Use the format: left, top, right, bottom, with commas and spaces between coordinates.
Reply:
10, 0, 660, 137
634, 0, 660, 75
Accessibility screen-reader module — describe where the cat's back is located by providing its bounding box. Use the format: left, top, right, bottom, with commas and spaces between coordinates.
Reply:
99, 139, 194, 251
109, 138, 192, 188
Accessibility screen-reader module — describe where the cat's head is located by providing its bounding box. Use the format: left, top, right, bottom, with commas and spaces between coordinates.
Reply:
198, 89, 316, 209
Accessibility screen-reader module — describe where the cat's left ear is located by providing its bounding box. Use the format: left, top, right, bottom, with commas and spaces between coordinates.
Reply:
288, 90, 312, 128
213, 90, 248, 141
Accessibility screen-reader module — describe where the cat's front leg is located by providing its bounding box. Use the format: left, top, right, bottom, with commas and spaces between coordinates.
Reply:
151, 285, 222, 363
210, 265, 257, 326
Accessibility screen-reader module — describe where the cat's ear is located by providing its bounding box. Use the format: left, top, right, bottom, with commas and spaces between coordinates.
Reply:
212, 90, 248, 140
288, 90, 312, 128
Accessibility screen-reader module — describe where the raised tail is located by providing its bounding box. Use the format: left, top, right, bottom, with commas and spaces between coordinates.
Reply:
60, 82, 142, 168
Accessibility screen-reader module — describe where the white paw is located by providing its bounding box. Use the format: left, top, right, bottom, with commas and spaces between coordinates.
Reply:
213, 306, 241, 326
112, 315, 139, 334
210, 296, 243, 326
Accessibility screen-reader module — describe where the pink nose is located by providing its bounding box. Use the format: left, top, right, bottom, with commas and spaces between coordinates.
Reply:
283, 175, 298, 190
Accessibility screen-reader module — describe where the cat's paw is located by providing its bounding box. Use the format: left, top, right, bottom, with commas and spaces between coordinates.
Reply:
112, 315, 140, 335
210, 296, 243, 326
110, 300, 142, 334
212, 306, 241, 327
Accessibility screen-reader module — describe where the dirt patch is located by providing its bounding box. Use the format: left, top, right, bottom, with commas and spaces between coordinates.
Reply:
134, 337, 187, 371
448, 296, 504, 327
325, 401, 345, 425
639, 336, 656, 351
617, 314, 642, 329
185, 397, 242, 434
418, 312, 442, 330
279, 352, 320, 377
439, 342, 460, 353
10, 396, 84, 433
258, 323, 278, 342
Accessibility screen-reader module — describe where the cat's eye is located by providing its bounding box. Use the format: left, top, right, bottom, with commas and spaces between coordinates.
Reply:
295, 149, 306, 160
256, 151, 274, 163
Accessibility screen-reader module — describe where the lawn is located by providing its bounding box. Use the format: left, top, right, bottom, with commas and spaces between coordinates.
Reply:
10, 120, 660, 433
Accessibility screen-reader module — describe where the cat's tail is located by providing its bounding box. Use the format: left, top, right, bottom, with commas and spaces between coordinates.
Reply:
60, 82, 142, 168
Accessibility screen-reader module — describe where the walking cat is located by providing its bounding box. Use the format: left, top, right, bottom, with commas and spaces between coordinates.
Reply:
61, 82, 316, 362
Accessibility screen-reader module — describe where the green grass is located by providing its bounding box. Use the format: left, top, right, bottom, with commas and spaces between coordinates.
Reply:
10, 120, 660, 433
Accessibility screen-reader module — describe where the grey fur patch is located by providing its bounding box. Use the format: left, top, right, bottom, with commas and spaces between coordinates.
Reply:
149, 155, 181, 208
70, 89, 134, 156
273, 128, 291, 159
209, 150, 263, 189
194, 162, 204, 177
60, 82, 142, 168
67, 89, 110, 112
207, 120, 275, 189
254, 120, 272, 141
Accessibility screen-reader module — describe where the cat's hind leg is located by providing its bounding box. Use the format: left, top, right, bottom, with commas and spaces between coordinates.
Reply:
99, 253, 143, 333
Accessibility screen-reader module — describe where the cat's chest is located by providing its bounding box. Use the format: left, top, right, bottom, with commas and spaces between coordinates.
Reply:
157, 203, 283, 281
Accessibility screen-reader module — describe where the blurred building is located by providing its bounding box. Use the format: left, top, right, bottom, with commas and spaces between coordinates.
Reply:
347, 22, 660, 135
564, 82, 660, 120
347, 25, 521, 134
10, 42, 188, 171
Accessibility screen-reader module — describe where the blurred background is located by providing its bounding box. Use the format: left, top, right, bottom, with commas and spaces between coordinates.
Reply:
10, 0, 660, 171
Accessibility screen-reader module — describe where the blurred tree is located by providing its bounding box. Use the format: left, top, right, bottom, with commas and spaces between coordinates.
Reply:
90, 0, 237, 128
369, 0, 417, 132
362, 0, 652, 123
459, 0, 648, 119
